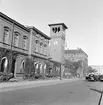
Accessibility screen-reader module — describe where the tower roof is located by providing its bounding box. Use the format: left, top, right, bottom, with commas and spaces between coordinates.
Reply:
48, 23, 68, 29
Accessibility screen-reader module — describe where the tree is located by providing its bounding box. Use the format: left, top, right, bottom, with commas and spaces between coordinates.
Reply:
64, 60, 81, 76
87, 66, 96, 73
23, 57, 34, 79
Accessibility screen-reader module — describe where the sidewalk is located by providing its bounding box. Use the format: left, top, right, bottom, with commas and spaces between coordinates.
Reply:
0, 78, 83, 92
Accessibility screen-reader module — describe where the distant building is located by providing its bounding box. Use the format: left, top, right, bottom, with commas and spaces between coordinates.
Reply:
64, 48, 88, 62
90, 65, 103, 74
64, 48, 88, 77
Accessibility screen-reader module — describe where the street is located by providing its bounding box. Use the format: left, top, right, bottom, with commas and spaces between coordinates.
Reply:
0, 79, 103, 105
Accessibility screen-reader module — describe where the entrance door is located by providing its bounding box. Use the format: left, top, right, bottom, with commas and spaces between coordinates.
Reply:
11, 59, 16, 74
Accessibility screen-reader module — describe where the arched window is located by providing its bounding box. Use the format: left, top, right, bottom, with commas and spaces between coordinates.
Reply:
44, 44, 47, 55
52, 28, 55, 33
34, 62, 39, 69
34, 62, 39, 74
35, 40, 39, 52
20, 60, 25, 73
55, 28, 57, 33
43, 64, 46, 74
3, 27, 10, 44
23, 36, 28, 50
14, 32, 20, 47
1, 57, 8, 72
40, 42, 43, 54
40, 63, 43, 73
58, 27, 60, 32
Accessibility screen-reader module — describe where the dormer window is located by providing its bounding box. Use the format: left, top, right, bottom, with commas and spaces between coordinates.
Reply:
3, 27, 10, 44
14, 32, 20, 47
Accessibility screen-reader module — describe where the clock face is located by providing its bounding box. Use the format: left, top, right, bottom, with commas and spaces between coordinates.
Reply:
53, 41, 58, 44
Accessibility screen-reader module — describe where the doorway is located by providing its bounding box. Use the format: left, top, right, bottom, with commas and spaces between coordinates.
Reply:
0, 57, 8, 73
11, 59, 16, 74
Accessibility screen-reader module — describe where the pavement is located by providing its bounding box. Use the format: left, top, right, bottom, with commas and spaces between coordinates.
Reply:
0, 77, 83, 92
0, 78, 102, 105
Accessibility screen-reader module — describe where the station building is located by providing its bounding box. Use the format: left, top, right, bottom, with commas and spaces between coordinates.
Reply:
0, 12, 30, 77
0, 12, 66, 78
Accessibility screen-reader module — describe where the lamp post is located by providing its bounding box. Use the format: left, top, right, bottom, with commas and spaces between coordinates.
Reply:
60, 64, 64, 80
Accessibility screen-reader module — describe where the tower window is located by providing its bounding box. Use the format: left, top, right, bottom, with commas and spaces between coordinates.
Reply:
52, 28, 55, 32
55, 28, 57, 33
58, 27, 60, 32
52, 27, 60, 33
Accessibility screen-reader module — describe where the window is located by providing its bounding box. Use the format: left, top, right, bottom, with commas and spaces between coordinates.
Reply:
20, 60, 25, 73
58, 27, 60, 32
52, 27, 60, 33
35, 40, 39, 52
23, 36, 28, 50
3, 27, 10, 44
40, 42, 43, 54
44, 44, 47, 55
14, 32, 20, 47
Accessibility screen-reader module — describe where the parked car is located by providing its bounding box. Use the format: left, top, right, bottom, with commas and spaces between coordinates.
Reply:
93, 74, 100, 81
85, 74, 96, 81
98, 75, 103, 81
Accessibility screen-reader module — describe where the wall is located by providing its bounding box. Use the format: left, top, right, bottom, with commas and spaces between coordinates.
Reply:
0, 17, 30, 54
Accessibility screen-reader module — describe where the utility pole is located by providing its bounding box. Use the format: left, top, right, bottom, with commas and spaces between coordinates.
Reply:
60, 64, 63, 80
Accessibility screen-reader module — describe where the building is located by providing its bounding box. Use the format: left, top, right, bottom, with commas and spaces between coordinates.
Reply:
0, 12, 30, 77
27, 26, 51, 76
49, 23, 68, 78
0, 12, 65, 79
64, 48, 88, 77
90, 65, 103, 74
0, 12, 51, 78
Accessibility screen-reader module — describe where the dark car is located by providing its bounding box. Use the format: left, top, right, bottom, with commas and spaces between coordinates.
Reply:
85, 74, 95, 81
98, 75, 103, 81
93, 74, 100, 81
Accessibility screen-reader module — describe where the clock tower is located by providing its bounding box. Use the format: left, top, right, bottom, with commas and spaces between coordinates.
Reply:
48, 23, 68, 64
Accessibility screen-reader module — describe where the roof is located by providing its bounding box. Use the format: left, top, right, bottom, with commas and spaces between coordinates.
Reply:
0, 12, 29, 32
48, 23, 68, 29
28, 26, 51, 40
65, 48, 88, 57
50, 59, 61, 65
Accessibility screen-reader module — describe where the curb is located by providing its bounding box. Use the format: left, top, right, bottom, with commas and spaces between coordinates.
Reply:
0, 78, 83, 92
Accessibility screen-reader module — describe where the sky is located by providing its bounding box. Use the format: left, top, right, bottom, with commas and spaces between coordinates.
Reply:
0, 0, 103, 65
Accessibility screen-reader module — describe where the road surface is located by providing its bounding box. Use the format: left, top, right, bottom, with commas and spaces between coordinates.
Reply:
0, 79, 103, 105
